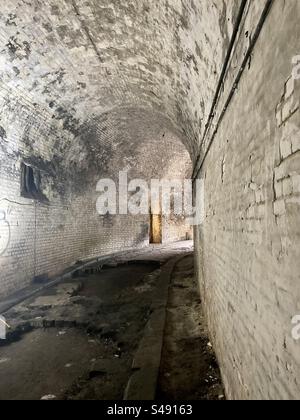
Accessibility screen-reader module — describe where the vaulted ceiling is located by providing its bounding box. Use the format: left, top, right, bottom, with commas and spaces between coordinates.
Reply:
0, 0, 237, 192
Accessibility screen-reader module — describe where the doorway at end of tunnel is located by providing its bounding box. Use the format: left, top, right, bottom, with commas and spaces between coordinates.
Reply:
150, 214, 162, 244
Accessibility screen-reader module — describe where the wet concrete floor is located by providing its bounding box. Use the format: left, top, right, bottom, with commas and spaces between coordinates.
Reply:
0, 249, 224, 400
0, 262, 160, 400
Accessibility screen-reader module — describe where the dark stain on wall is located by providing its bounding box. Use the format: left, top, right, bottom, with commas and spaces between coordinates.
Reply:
5, 36, 31, 61
5, 13, 17, 27
136, 223, 150, 244
0, 126, 7, 141
12, 66, 20, 75
54, 106, 80, 137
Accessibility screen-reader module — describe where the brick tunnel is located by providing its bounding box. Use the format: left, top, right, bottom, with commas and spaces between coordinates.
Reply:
0, 0, 300, 402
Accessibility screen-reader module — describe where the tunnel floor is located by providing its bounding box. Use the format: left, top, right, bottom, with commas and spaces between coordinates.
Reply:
157, 255, 224, 400
0, 243, 224, 400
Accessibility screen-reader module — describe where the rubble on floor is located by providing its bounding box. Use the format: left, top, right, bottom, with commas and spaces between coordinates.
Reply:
157, 255, 225, 400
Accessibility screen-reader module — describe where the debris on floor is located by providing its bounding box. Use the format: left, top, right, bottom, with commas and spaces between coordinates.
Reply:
157, 255, 225, 400
0, 243, 225, 401
0, 262, 162, 400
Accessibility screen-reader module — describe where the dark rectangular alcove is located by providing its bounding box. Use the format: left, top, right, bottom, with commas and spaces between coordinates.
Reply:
20, 162, 47, 202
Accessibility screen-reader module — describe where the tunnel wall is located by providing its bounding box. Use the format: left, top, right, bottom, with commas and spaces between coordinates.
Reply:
163, 216, 193, 243
195, 0, 300, 400
0, 105, 189, 299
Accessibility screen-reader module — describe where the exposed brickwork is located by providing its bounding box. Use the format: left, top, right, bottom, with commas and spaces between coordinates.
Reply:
195, 0, 300, 400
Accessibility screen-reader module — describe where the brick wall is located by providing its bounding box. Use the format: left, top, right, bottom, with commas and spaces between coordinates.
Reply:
195, 0, 300, 400
163, 216, 193, 244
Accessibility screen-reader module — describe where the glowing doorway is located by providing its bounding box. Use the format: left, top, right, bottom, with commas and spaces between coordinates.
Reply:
150, 214, 162, 244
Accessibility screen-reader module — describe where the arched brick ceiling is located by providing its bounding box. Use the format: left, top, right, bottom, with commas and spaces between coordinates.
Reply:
63, 107, 192, 196
0, 0, 236, 182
